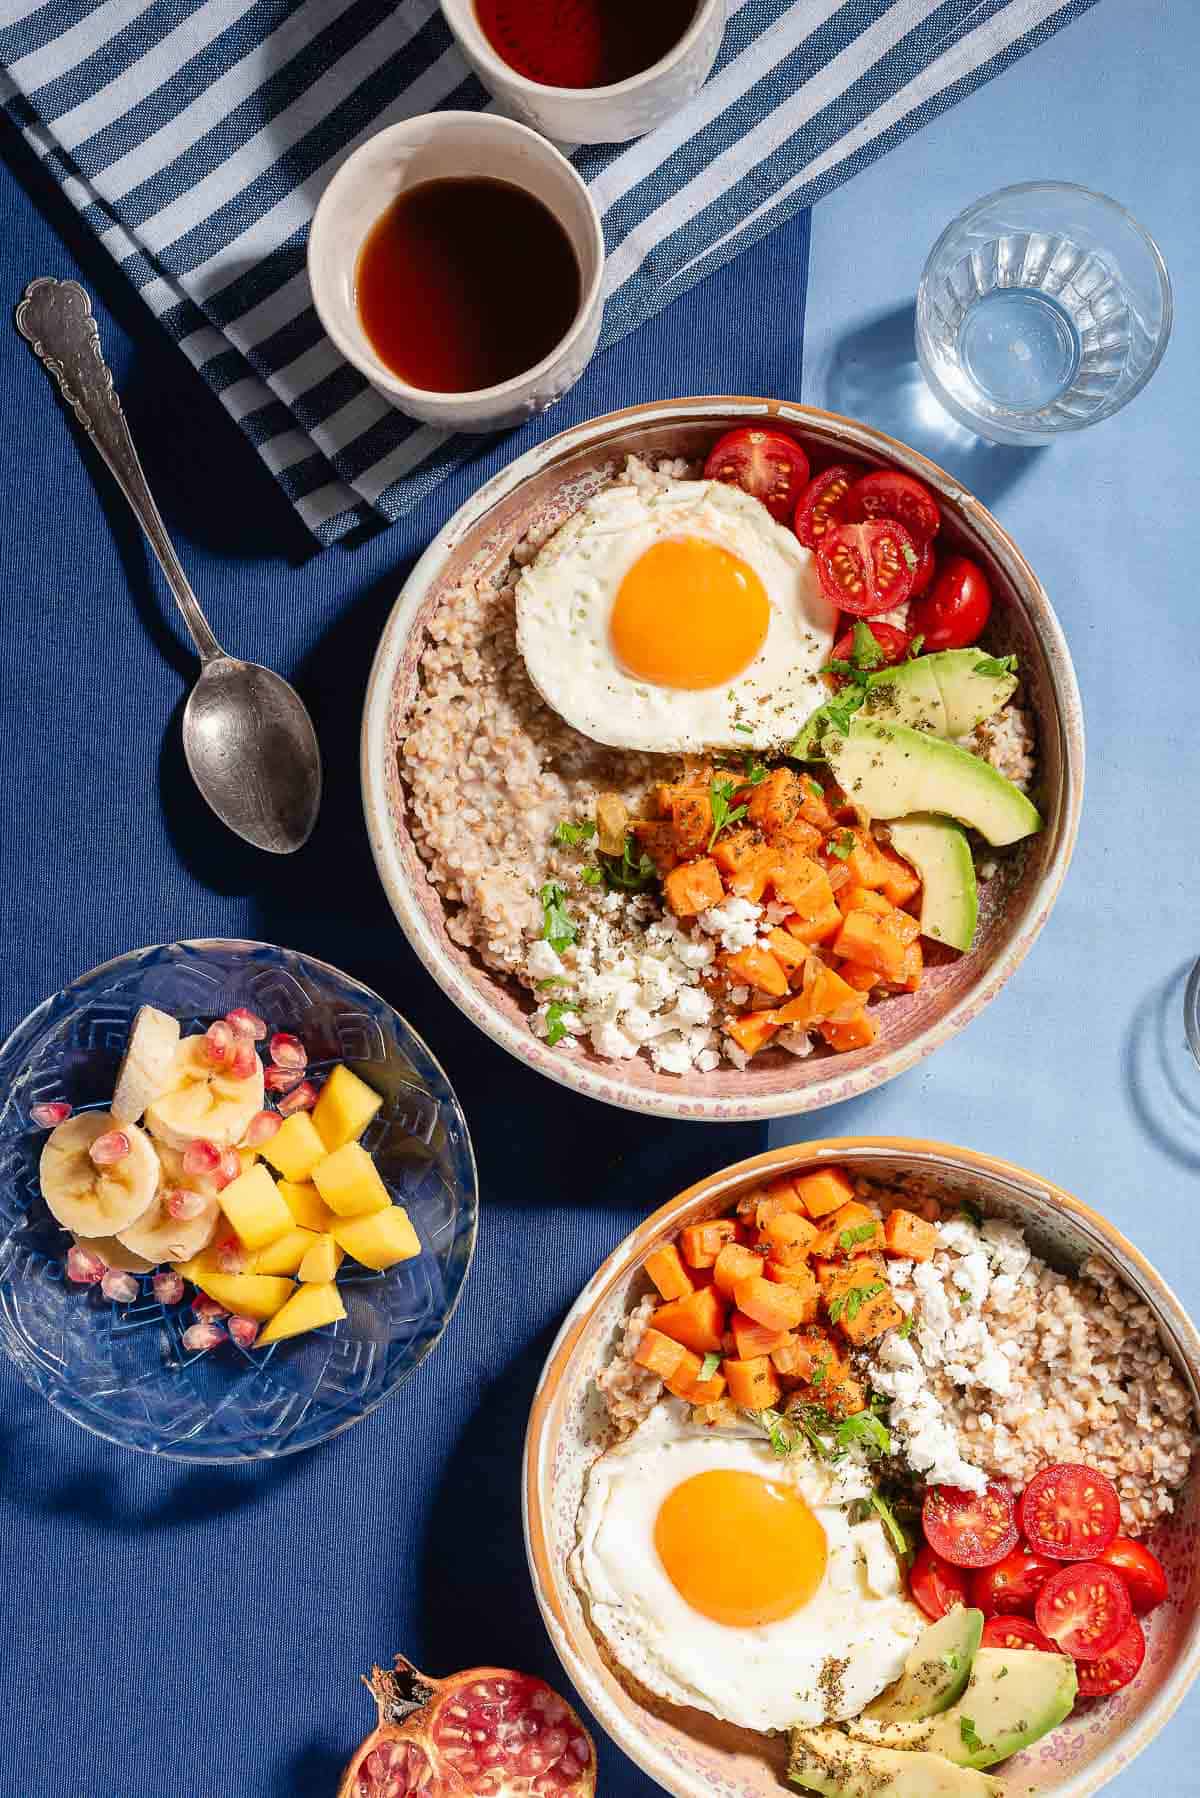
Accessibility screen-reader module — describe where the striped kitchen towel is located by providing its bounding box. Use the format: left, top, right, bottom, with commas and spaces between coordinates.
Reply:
1, 0, 1098, 544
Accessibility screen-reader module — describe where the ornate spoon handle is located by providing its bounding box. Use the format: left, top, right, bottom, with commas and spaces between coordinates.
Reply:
15, 276, 224, 663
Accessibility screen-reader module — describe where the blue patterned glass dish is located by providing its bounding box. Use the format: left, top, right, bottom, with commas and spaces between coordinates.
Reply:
0, 940, 477, 1461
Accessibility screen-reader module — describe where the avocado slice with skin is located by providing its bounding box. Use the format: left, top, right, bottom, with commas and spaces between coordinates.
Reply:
788, 1729, 1003, 1797
924, 649, 1019, 738
790, 646, 1016, 760
886, 816, 979, 952
824, 719, 1041, 847
845, 1647, 1078, 1771
863, 1608, 985, 1724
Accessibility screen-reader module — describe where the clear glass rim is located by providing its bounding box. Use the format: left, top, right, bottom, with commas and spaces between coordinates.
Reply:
1185, 956, 1200, 1072
917, 179, 1175, 426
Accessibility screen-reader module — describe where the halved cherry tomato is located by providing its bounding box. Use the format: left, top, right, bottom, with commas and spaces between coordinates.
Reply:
909, 1542, 969, 1620
909, 538, 936, 598
792, 463, 863, 548
981, 1615, 1058, 1653
1019, 1464, 1122, 1562
704, 427, 810, 523
816, 519, 918, 617
909, 555, 992, 651
1075, 1617, 1147, 1697
1035, 1562, 1132, 1660
923, 1482, 1020, 1569
969, 1543, 1059, 1616
847, 469, 941, 543
830, 620, 911, 675
1096, 1538, 1169, 1615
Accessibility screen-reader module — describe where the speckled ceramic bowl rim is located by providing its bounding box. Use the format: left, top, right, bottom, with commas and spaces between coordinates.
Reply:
361, 398, 1085, 1121
522, 1139, 1200, 1798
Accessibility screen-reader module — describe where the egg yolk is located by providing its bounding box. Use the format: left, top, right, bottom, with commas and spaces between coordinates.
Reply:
654, 1469, 828, 1628
609, 537, 770, 690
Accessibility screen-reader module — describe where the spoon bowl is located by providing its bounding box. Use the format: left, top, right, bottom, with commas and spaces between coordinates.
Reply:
183, 656, 322, 855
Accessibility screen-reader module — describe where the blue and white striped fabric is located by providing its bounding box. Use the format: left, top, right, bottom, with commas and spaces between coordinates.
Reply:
1, 0, 1098, 543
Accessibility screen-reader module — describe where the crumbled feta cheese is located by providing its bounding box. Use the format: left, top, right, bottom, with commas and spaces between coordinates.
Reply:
697, 896, 762, 951
776, 1027, 815, 1057
590, 1020, 638, 1059
526, 939, 565, 981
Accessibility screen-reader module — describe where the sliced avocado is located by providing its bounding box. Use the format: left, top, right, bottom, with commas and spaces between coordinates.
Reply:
823, 719, 1041, 847
862, 657, 947, 735
846, 1647, 1077, 1771
925, 649, 1018, 738
863, 1608, 985, 1724
886, 816, 979, 952
788, 1729, 1003, 1797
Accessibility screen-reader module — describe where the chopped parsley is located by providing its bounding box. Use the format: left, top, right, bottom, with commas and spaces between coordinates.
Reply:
733, 722, 753, 734
707, 777, 748, 849
580, 865, 604, 886
535, 976, 566, 989
872, 1492, 911, 1557
810, 1354, 831, 1388
906, 634, 925, 659
960, 1717, 982, 1753
898, 1312, 915, 1339
806, 777, 824, 801
836, 1409, 891, 1458
543, 999, 579, 1046
786, 683, 867, 758
974, 653, 1017, 678
958, 1288, 972, 1305
698, 1352, 721, 1381
997, 1666, 1009, 1680
828, 1280, 886, 1325
943, 1651, 961, 1674
829, 830, 856, 862
552, 818, 596, 848
838, 1222, 878, 1252
599, 834, 658, 893
538, 882, 577, 954
741, 753, 770, 785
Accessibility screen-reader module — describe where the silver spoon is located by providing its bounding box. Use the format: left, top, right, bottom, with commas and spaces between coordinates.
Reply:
15, 276, 322, 855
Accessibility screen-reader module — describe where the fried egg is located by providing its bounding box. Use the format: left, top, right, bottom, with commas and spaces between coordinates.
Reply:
515, 479, 838, 752
572, 1406, 923, 1733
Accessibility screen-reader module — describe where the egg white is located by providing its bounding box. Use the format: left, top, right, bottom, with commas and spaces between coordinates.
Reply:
515, 479, 838, 753
572, 1406, 923, 1733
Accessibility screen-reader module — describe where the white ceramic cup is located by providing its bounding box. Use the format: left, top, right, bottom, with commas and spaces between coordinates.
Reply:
439, 0, 727, 145
307, 112, 605, 432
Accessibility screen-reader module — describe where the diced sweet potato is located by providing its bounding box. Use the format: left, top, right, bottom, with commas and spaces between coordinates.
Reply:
656, 772, 712, 817
784, 905, 844, 946
773, 818, 824, 858
819, 1252, 887, 1303
836, 884, 892, 918
679, 1218, 737, 1269
841, 828, 892, 891
688, 1369, 728, 1405
632, 820, 683, 875
795, 1165, 856, 1218
822, 1256, 902, 1345
712, 828, 774, 900
733, 1275, 812, 1332
823, 1375, 868, 1417
892, 940, 923, 993
797, 776, 836, 832
663, 855, 724, 917
762, 1260, 819, 1319
722, 1355, 781, 1409
634, 1326, 688, 1381
875, 840, 922, 908
725, 1011, 781, 1057
883, 1207, 939, 1262
731, 1309, 790, 1359
776, 961, 863, 1029
820, 1010, 880, 1053
771, 1327, 845, 1384
653, 1285, 727, 1354
670, 791, 714, 857
723, 942, 788, 997
765, 927, 810, 981
760, 1210, 818, 1263
837, 959, 880, 993
746, 768, 804, 836
831, 910, 905, 982
750, 1175, 808, 1228
810, 1201, 883, 1260
644, 1243, 695, 1301
663, 1346, 704, 1399
713, 1241, 767, 1296
839, 1286, 904, 1346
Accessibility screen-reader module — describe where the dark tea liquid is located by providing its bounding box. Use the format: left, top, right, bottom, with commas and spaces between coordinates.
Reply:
355, 177, 581, 393
474, 0, 697, 88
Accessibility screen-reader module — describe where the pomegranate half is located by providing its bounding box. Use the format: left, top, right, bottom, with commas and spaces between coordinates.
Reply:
339, 1656, 597, 1798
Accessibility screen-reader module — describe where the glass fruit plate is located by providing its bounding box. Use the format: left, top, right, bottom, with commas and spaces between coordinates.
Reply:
0, 940, 478, 1461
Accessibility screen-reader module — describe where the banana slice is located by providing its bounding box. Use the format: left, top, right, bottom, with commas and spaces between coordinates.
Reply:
155, 1141, 221, 1199
39, 1112, 160, 1236
117, 1191, 220, 1265
111, 1005, 182, 1125
144, 1035, 264, 1151
72, 1232, 157, 1274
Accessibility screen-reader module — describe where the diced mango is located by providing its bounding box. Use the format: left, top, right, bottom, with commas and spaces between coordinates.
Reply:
218, 1164, 294, 1251
260, 1111, 327, 1183
312, 1141, 391, 1218
277, 1180, 337, 1234
251, 1227, 319, 1275
311, 1064, 383, 1153
297, 1233, 344, 1283
256, 1280, 346, 1346
331, 1205, 420, 1269
235, 1147, 259, 1175
189, 1271, 296, 1320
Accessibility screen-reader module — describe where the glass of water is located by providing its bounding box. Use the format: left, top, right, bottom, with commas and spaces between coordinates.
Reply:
916, 181, 1172, 445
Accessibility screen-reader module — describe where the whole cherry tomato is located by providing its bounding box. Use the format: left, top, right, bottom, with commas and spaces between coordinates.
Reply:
1096, 1538, 1169, 1614
969, 1543, 1058, 1616
909, 555, 992, 650
704, 427, 810, 522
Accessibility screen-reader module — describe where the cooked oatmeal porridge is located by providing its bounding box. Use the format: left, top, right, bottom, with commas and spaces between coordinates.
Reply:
400, 454, 1041, 1077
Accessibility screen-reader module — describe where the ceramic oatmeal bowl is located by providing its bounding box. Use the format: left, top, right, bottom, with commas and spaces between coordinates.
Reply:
522, 1139, 1200, 1797
361, 399, 1084, 1121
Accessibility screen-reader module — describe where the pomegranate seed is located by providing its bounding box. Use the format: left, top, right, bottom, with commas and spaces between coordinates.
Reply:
229, 1038, 259, 1080
193, 1293, 228, 1321
153, 1271, 185, 1306
100, 1269, 139, 1303
225, 1007, 267, 1041
182, 1322, 224, 1352
277, 1079, 318, 1116
165, 1188, 207, 1221
182, 1139, 221, 1177
66, 1244, 105, 1285
205, 1019, 234, 1066
269, 1032, 307, 1072
215, 1237, 245, 1275
242, 1109, 282, 1147
227, 1315, 259, 1349
264, 1064, 303, 1095
215, 1149, 242, 1190
30, 1101, 71, 1128
88, 1129, 130, 1167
